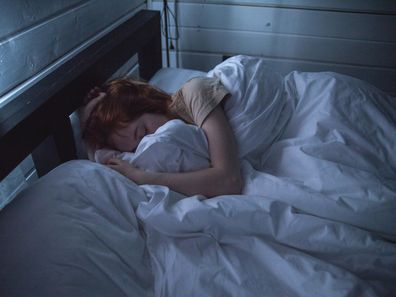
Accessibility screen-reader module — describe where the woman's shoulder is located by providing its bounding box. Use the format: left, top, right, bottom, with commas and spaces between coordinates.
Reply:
177, 77, 228, 103
181, 76, 221, 92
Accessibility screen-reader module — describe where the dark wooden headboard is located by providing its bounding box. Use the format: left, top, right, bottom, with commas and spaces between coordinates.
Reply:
0, 10, 162, 181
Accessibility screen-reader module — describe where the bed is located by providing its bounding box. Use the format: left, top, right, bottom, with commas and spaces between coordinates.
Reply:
1, 9, 396, 297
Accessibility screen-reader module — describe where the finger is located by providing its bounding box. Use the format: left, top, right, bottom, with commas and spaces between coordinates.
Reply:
84, 87, 103, 103
84, 92, 107, 111
89, 86, 100, 93
106, 158, 121, 165
106, 163, 123, 171
88, 92, 106, 103
87, 88, 98, 97
106, 164, 118, 170
95, 92, 106, 100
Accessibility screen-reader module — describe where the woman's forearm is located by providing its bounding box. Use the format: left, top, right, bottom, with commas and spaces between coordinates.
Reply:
142, 105, 242, 198
140, 167, 242, 197
107, 158, 242, 197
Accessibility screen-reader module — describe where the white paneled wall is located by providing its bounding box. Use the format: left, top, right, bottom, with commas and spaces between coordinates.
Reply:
0, 0, 145, 104
150, 0, 396, 95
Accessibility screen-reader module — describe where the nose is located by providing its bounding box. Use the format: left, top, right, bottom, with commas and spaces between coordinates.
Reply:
131, 137, 142, 152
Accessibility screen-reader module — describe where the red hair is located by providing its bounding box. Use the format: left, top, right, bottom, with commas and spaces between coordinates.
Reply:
82, 78, 173, 148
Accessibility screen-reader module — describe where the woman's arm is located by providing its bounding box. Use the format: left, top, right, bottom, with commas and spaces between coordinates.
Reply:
107, 106, 242, 197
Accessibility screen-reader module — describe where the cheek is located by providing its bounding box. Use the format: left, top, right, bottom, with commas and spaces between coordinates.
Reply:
111, 135, 137, 152
147, 120, 162, 134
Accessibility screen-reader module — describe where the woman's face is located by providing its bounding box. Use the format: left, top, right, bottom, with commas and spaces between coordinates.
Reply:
109, 113, 168, 152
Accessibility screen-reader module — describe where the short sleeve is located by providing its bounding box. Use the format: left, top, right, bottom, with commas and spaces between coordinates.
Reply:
173, 77, 230, 127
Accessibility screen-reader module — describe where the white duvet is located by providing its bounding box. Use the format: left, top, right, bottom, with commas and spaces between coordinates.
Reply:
2, 56, 396, 297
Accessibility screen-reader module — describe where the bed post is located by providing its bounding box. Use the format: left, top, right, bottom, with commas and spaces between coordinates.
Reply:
32, 116, 77, 177
138, 12, 162, 81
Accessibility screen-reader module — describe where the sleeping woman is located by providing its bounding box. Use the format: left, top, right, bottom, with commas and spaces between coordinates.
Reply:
81, 77, 242, 198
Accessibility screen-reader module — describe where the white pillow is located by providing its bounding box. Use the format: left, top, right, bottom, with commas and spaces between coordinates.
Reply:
95, 119, 210, 173
149, 67, 207, 94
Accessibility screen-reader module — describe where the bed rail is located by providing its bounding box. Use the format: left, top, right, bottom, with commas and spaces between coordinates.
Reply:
0, 9, 162, 181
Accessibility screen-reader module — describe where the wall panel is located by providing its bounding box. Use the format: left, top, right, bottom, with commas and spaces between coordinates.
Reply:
0, 0, 145, 101
151, 1, 396, 95
172, 28, 396, 68
0, 0, 87, 37
165, 3, 396, 42
158, 0, 396, 14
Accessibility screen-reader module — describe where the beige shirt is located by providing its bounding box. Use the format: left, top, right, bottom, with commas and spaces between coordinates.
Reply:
170, 77, 230, 127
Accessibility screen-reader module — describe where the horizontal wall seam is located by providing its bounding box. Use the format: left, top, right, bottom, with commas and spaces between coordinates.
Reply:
169, 49, 396, 71
168, 25, 396, 45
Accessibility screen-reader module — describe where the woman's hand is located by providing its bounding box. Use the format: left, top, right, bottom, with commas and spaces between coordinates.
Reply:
80, 88, 107, 125
106, 158, 145, 184
84, 86, 102, 104
80, 88, 107, 161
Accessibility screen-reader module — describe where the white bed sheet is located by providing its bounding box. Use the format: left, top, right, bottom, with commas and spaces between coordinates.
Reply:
1, 56, 396, 297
